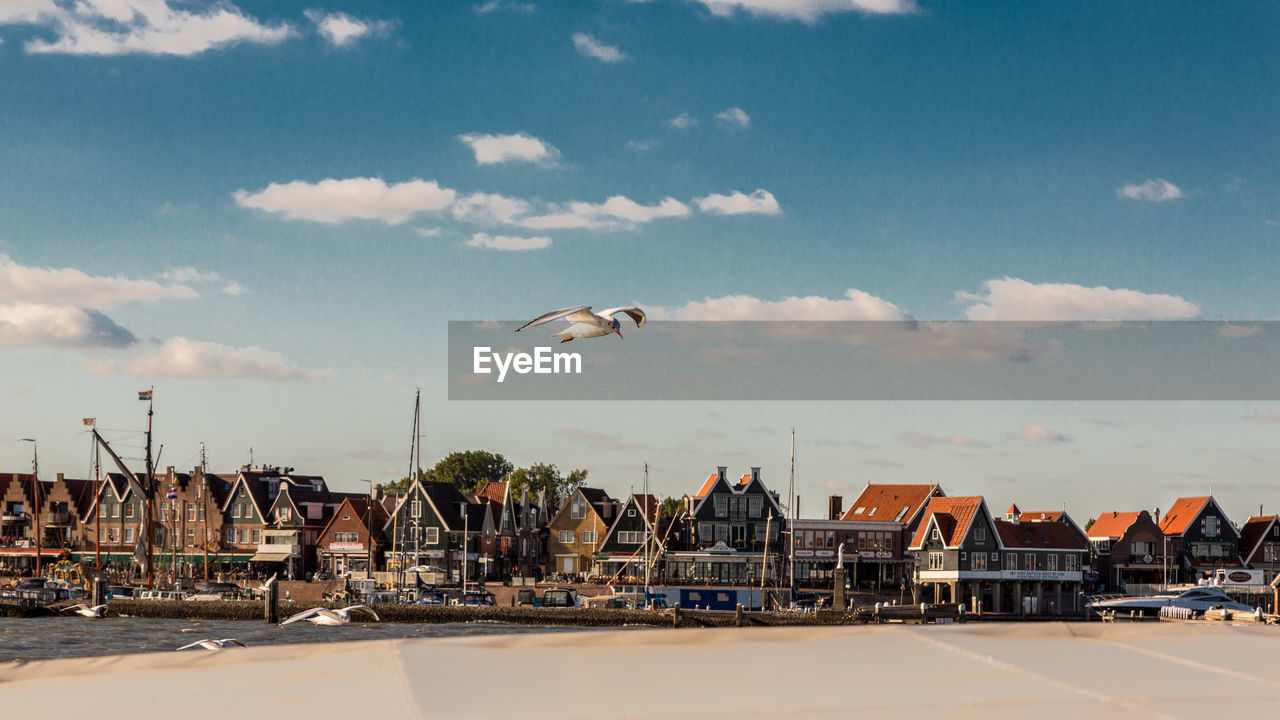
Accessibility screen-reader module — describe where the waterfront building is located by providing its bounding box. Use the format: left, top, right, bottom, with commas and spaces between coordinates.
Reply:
1239, 514, 1280, 583
836, 483, 945, 588
316, 496, 390, 576
381, 480, 485, 582
1157, 496, 1241, 583
664, 466, 784, 586
1086, 510, 1167, 592
593, 493, 659, 581
547, 487, 616, 577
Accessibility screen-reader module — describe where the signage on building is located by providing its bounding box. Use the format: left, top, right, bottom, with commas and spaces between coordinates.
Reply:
858, 551, 893, 559
330, 542, 364, 552
1003, 570, 1077, 581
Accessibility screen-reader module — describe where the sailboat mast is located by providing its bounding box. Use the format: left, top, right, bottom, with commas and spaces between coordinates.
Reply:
788, 427, 796, 598
144, 387, 155, 588
643, 462, 650, 592
93, 438, 101, 571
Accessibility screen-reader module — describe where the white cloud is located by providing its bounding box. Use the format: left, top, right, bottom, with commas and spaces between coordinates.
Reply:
414, 227, 442, 238
715, 106, 750, 129
161, 266, 221, 283
667, 112, 697, 129
0, 303, 136, 348
572, 32, 625, 62
450, 192, 534, 225
87, 337, 330, 381
1118, 178, 1184, 202
1009, 424, 1072, 443
520, 195, 691, 230
694, 189, 782, 216
475, 0, 536, 13
658, 288, 910, 321
464, 233, 551, 251
694, 0, 917, 23
304, 9, 390, 47
5, 0, 292, 57
0, 254, 196, 306
458, 132, 560, 166
233, 177, 456, 224
957, 278, 1201, 321
626, 138, 661, 151
220, 281, 248, 295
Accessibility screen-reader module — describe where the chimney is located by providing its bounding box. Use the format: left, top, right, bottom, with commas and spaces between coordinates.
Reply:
750, 466, 760, 483
717, 466, 727, 483
795, 495, 801, 519
828, 495, 843, 521
373, 484, 384, 501
1154, 508, 1161, 525
57, 472, 64, 483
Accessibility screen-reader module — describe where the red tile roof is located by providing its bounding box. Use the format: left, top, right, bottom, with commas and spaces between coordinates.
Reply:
694, 472, 719, 499
843, 483, 940, 524
1017, 510, 1062, 522
1087, 511, 1142, 540
994, 519, 1088, 550
909, 496, 984, 549
1006, 502, 1020, 516
1159, 497, 1210, 536
475, 481, 507, 505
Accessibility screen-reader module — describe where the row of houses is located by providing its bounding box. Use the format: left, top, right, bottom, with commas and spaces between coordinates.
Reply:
3, 464, 1278, 609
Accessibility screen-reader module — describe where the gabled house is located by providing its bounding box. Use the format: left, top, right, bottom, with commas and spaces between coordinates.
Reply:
474, 481, 519, 579
665, 467, 784, 586
1239, 515, 1280, 582
594, 493, 660, 580
909, 496, 999, 605
992, 514, 1088, 614
1158, 496, 1241, 582
261, 484, 355, 578
837, 483, 945, 587
382, 480, 484, 581
1086, 510, 1166, 591
547, 487, 616, 577
317, 496, 390, 577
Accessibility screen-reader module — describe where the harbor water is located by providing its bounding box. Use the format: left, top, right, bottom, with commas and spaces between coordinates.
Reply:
0, 616, 608, 662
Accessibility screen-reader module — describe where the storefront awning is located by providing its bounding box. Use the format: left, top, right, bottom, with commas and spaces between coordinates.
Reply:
250, 552, 292, 563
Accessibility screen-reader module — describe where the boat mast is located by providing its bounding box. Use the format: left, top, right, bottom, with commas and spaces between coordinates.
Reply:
143, 387, 155, 588
788, 428, 796, 599
414, 390, 423, 573
93, 438, 101, 571
643, 462, 650, 594
201, 442, 209, 583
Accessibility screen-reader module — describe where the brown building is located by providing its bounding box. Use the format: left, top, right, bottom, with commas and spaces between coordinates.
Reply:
1240, 514, 1280, 582
1086, 510, 1166, 592
316, 497, 390, 576
547, 487, 617, 577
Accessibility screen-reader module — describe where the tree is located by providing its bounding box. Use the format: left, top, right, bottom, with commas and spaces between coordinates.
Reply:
508, 463, 587, 508
392, 450, 513, 495
1084, 517, 1095, 531
660, 495, 687, 519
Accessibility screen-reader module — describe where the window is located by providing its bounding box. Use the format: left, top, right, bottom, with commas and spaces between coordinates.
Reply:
868, 506, 878, 516
99, 503, 107, 519
1065, 554, 1079, 571
187, 504, 197, 522
1005, 553, 1017, 570
1025, 553, 1035, 570
974, 526, 986, 543
627, 507, 636, 517
931, 527, 941, 542
232, 504, 241, 519
1265, 544, 1280, 563
1047, 554, 1059, 571
1093, 539, 1111, 552
571, 497, 586, 520
971, 553, 987, 570
582, 531, 597, 544
277, 507, 292, 523
252, 529, 261, 544
186, 528, 195, 546
198, 503, 206, 521
713, 496, 728, 518
893, 506, 910, 521
853, 507, 865, 515
111, 502, 120, 519
928, 552, 943, 570
99, 527, 108, 542
1204, 516, 1220, 538
124, 528, 134, 543
108, 528, 118, 543
124, 503, 135, 519
411, 500, 422, 519
225, 527, 236, 544
748, 496, 763, 518
425, 527, 439, 544
559, 530, 574, 544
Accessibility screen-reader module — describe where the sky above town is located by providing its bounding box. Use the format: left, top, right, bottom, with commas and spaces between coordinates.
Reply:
1, 0, 1279, 525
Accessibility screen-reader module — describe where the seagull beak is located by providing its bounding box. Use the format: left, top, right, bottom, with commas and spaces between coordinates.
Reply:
615, 329, 623, 340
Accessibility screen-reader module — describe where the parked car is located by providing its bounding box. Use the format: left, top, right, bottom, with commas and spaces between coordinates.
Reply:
452, 590, 496, 606
541, 588, 580, 608
516, 588, 539, 607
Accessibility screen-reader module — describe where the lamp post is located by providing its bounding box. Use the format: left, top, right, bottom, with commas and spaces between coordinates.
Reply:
359, 480, 374, 580
20, 439, 40, 577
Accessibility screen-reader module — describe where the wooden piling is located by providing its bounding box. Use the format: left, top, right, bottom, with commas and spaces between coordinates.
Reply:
264, 582, 279, 624
735, 603, 744, 627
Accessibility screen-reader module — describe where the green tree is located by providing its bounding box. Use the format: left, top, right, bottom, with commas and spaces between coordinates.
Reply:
661, 495, 687, 519
508, 463, 587, 507
392, 450, 514, 495
1084, 517, 1095, 531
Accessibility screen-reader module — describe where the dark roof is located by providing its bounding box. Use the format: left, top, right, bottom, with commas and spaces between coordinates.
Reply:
60, 478, 97, 518
1239, 515, 1277, 563
578, 487, 614, 507
465, 503, 489, 529
422, 482, 470, 530
994, 518, 1088, 550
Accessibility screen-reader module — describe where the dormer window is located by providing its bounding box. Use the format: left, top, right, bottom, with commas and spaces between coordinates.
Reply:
931, 527, 940, 541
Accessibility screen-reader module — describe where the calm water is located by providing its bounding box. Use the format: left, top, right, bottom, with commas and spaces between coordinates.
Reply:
0, 617, 608, 662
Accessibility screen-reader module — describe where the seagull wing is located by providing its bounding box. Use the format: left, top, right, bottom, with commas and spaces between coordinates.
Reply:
218, 638, 247, 647
280, 607, 324, 626
90, 605, 107, 614
340, 605, 380, 621
516, 306, 592, 332
61, 604, 85, 613
598, 307, 646, 328
176, 639, 210, 651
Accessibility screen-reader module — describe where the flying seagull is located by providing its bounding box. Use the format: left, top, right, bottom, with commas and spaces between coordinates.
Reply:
516, 306, 646, 343
256, 573, 278, 592
280, 605, 380, 627
177, 638, 248, 651
61, 603, 107, 618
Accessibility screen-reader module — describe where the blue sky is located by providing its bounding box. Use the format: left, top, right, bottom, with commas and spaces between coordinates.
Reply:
1, 0, 1279, 524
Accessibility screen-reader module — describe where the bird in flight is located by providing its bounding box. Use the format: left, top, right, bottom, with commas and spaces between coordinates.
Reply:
280, 605, 381, 626
516, 306, 646, 343
61, 603, 107, 618
177, 638, 248, 651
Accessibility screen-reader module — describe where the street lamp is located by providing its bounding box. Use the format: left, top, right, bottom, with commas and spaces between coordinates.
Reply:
19, 439, 40, 577
359, 480, 374, 581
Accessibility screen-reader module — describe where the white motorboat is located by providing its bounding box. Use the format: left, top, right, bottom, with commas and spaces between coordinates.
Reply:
1090, 587, 1255, 616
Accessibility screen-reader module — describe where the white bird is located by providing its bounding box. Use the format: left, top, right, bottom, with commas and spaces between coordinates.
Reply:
176, 638, 247, 651
279, 605, 380, 627
61, 603, 107, 618
516, 306, 646, 343
256, 573, 277, 592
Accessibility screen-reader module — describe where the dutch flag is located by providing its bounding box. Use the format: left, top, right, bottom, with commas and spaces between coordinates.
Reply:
166, 486, 178, 499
